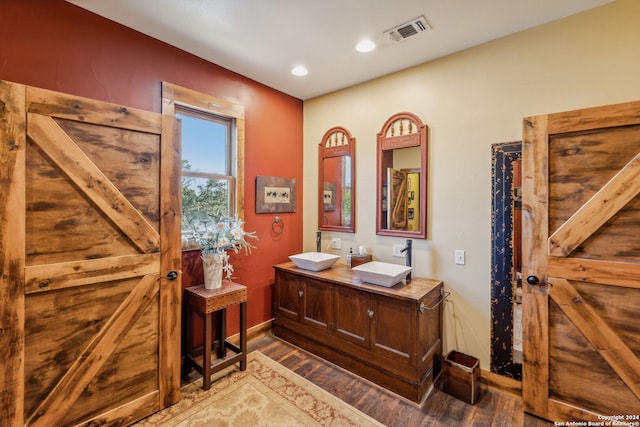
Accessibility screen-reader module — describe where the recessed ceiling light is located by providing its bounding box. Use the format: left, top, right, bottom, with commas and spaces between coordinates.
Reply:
355, 39, 376, 53
291, 65, 308, 76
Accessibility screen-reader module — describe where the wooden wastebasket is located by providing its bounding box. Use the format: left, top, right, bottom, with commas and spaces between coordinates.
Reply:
442, 350, 480, 404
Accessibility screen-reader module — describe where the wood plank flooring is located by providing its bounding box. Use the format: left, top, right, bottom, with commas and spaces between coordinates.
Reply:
247, 333, 553, 427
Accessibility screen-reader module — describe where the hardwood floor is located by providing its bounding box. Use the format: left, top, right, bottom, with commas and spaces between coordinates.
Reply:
247, 333, 553, 427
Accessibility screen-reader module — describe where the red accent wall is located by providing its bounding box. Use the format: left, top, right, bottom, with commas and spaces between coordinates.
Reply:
0, 1, 303, 335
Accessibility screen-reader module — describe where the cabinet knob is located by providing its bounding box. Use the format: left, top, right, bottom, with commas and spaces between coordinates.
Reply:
367, 309, 374, 319
298, 290, 304, 298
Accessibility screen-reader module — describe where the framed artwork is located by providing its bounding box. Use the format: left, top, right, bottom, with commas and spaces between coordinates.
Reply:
256, 176, 297, 213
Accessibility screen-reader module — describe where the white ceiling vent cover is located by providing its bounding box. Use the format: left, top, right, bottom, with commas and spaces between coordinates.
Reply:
384, 15, 431, 43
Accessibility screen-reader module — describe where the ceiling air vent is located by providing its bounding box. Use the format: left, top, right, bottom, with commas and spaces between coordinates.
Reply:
384, 15, 431, 43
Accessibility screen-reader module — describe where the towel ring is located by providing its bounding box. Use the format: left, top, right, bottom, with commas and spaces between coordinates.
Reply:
272, 216, 284, 235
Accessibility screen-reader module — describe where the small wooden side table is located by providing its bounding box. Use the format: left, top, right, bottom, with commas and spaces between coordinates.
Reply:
184, 281, 247, 390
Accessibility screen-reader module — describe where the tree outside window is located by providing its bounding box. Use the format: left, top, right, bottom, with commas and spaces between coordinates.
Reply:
162, 82, 246, 251
178, 110, 236, 250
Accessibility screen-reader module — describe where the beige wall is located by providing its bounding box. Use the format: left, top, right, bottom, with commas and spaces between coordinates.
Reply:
302, 0, 640, 369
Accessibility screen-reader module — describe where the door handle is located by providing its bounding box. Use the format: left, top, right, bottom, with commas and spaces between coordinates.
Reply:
526, 275, 548, 285
166, 271, 178, 281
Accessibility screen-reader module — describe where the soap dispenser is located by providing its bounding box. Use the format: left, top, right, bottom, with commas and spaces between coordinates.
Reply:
347, 248, 353, 268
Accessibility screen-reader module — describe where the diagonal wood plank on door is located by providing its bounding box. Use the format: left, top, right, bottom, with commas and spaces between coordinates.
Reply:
548, 277, 640, 400
548, 152, 640, 257
26, 113, 160, 253
26, 273, 160, 427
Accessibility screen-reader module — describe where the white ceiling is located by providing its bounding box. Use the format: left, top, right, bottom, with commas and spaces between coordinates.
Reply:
66, 0, 613, 100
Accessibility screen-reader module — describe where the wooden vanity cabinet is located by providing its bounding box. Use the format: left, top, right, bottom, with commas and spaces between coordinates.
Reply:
274, 262, 444, 402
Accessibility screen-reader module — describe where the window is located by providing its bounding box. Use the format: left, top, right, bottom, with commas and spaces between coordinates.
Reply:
178, 109, 234, 248
162, 82, 245, 251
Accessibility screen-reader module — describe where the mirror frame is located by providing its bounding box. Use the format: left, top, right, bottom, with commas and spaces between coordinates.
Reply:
318, 126, 356, 233
376, 112, 428, 239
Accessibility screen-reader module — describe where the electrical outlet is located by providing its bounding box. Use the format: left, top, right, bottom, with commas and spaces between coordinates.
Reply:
393, 244, 406, 258
455, 249, 465, 265
331, 238, 341, 249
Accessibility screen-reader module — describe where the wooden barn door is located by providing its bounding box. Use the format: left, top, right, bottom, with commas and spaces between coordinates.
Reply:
0, 80, 182, 426
522, 100, 640, 422
388, 168, 408, 230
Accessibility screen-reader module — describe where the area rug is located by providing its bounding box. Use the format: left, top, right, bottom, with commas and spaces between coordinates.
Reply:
134, 351, 384, 426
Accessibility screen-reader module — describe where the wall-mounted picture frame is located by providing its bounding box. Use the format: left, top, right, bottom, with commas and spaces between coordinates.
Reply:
256, 176, 297, 213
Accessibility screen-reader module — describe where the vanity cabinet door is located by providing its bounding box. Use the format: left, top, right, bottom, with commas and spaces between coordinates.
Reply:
332, 285, 415, 362
333, 285, 371, 348
371, 296, 414, 364
274, 271, 302, 321
301, 278, 332, 332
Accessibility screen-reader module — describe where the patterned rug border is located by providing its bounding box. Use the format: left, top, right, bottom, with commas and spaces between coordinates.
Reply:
134, 351, 385, 426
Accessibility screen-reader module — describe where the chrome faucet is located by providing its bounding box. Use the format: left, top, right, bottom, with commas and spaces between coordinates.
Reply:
316, 231, 322, 252
400, 239, 412, 280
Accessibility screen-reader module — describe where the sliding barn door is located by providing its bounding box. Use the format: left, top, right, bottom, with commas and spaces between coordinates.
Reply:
0, 80, 182, 426
522, 100, 640, 421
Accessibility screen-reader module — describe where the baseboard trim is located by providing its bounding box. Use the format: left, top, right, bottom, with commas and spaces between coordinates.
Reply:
227, 318, 273, 345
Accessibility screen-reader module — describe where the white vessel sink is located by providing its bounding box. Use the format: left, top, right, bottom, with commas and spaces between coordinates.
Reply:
351, 261, 412, 287
289, 252, 341, 271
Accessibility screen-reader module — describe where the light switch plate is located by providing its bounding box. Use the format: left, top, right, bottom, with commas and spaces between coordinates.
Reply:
455, 249, 465, 265
331, 238, 341, 249
393, 244, 406, 258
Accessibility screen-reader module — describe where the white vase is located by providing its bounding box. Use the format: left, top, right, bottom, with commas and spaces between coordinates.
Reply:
202, 252, 224, 289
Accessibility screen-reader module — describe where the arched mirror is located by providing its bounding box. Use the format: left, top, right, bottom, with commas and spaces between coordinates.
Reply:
376, 112, 428, 239
318, 126, 355, 233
